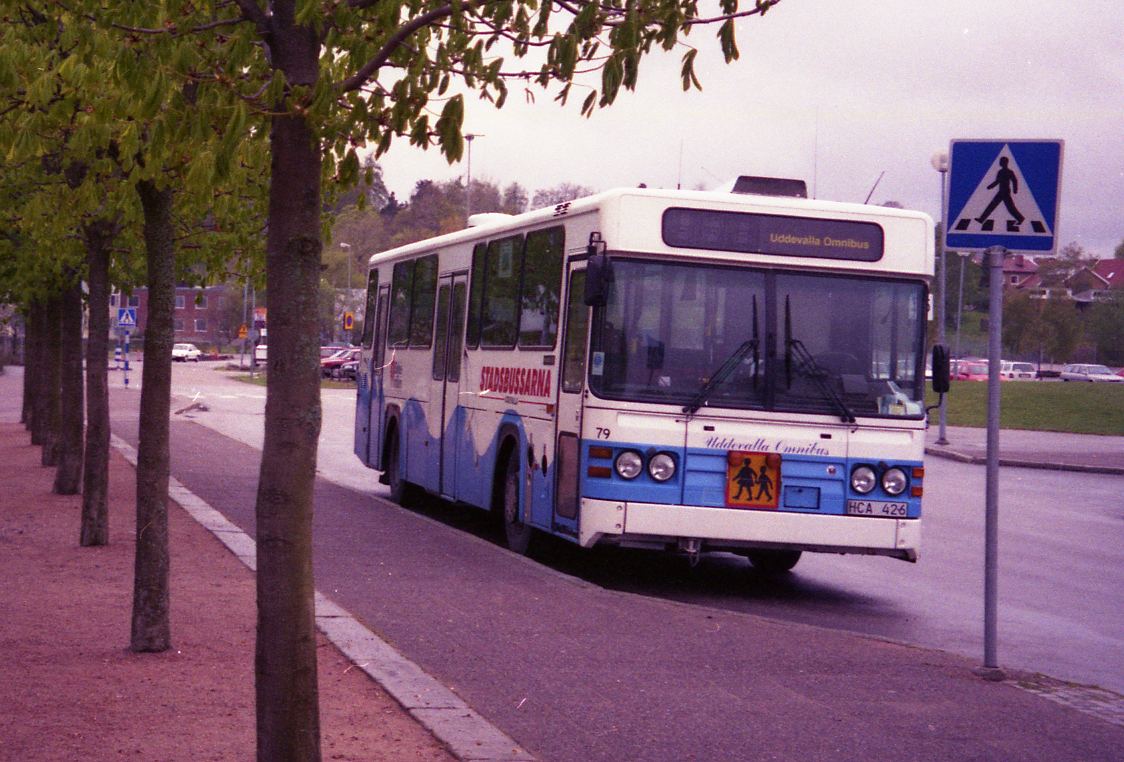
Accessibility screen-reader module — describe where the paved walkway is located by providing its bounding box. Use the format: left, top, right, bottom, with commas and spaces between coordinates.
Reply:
926, 425, 1124, 474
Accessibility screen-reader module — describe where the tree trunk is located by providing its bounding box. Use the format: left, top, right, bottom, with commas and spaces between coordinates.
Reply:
82, 222, 113, 545
130, 180, 173, 653
22, 301, 40, 432
39, 291, 62, 466
255, 6, 323, 758
53, 272, 84, 494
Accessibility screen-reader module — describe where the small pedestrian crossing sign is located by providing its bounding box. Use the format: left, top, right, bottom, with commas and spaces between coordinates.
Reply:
944, 140, 1063, 254
116, 307, 137, 329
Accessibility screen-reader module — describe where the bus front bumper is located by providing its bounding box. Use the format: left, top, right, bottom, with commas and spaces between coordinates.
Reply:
578, 498, 920, 562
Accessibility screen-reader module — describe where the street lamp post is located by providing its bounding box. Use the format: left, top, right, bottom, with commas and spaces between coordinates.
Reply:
339, 242, 351, 344
955, 251, 968, 361
339, 241, 352, 293
464, 133, 483, 219
930, 150, 949, 445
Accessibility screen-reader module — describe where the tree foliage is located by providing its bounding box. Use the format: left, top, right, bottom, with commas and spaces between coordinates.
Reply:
532, 181, 598, 209
3, 0, 787, 757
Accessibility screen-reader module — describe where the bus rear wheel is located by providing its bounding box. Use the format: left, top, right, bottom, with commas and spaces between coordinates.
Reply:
385, 429, 415, 506
501, 447, 533, 555
747, 549, 802, 573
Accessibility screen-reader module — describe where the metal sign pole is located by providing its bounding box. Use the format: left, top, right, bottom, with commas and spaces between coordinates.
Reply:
123, 329, 131, 389
981, 245, 1005, 677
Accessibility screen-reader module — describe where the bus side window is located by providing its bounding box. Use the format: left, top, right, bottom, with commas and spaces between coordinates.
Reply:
518, 226, 564, 348
432, 283, 451, 380
481, 235, 524, 348
360, 270, 378, 349
562, 271, 589, 393
373, 285, 389, 373
447, 282, 466, 382
466, 243, 486, 349
409, 254, 437, 348
388, 261, 413, 346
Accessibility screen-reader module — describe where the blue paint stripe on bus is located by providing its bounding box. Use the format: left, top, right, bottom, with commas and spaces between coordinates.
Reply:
579, 440, 922, 518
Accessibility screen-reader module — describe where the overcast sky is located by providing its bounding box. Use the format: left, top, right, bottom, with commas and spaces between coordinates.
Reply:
373, 0, 1123, 257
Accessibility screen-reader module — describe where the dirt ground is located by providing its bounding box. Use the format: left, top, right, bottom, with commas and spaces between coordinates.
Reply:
0, 422, 453, 761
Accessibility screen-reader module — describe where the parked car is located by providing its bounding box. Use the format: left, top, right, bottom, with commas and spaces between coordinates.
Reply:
337, 359, 358, 381
320, 345, 348, 358
955, 361, 989, 381
1059, 363, 1124, 383
172, 343, 202, 362
321, 348, 360, 377
1000, 361, 1036, 380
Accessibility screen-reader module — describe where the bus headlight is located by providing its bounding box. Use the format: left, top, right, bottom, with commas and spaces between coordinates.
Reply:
648, 452, 676, 482
615, 451, 643, 480
851, 465, 877, 494
881, 467, 908, 496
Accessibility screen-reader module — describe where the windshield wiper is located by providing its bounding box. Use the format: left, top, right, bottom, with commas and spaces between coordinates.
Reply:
683, 339, 758, 416
784, 295, 856, 423
785, 338, 856, 423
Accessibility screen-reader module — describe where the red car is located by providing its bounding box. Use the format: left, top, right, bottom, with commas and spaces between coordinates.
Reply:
955, 361, 989, 381
320, 348, 359, 378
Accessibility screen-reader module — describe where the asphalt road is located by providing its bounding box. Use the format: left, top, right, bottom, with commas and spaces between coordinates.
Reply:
106, 362, 1124, 697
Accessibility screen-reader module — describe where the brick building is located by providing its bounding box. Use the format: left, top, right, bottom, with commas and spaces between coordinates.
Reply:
110, 284, 234, 347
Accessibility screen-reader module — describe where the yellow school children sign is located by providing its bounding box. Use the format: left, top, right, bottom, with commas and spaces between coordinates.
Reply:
725, 451, 780, 509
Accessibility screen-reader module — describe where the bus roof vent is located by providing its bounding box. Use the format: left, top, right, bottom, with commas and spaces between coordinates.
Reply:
726, 176, 808, 198
467, 212, 514, 228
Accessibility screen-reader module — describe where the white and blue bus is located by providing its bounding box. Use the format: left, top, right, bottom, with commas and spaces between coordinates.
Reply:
354, 183, 944, 571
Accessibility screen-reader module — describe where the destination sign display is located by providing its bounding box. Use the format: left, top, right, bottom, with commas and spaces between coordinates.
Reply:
662, 208, 884, 262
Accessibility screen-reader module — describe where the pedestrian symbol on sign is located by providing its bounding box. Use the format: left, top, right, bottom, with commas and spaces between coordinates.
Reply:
117, 307, 137, 329
952, 146, 1048, 236
976, 157, 1024, 230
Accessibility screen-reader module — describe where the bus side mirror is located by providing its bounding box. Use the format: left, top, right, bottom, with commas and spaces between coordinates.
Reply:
585, 252, 613, 306
931, 344, 950, 394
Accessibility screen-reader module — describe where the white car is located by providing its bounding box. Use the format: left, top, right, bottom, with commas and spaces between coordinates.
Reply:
1000, 361, 1036, 380
1059, 363, 1123, 383
172, 343, 202, 362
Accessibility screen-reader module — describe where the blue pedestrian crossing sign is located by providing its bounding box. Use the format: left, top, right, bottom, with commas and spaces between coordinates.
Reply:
944, 139, 1063, 254
116, 307, 137, 329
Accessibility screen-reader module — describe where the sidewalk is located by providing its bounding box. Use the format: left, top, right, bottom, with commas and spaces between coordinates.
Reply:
926, 424, 1124, 474
0, 421, 453, 761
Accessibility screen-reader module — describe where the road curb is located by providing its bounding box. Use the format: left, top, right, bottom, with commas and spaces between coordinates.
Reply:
110, 434, 535, 762
924, 446, 1124, 475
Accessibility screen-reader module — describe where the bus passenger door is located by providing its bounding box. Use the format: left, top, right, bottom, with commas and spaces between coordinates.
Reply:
552, 265, 588, 537
368, 283, 390, 469
435, 273, 468, 498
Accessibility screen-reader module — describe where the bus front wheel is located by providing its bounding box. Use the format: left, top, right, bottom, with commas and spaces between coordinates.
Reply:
747, 549, 802, 573
501, 447, 534, 555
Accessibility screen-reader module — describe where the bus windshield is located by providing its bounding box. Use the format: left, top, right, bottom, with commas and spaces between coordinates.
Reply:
589, 259, 926, 419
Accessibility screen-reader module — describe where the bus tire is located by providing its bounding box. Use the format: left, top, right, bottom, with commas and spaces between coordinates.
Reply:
385, 428, 415, 506
747, 549, 802, 573
501, 446, 534, 555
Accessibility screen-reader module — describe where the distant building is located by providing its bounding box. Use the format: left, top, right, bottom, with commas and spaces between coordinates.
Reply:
110, 285, 234, 346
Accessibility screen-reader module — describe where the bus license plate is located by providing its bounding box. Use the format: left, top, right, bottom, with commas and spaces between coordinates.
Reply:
846, 499, 908, 518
